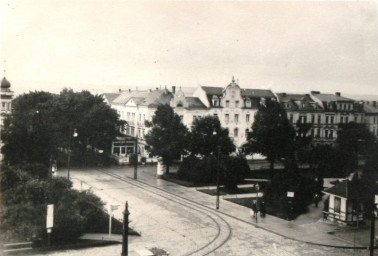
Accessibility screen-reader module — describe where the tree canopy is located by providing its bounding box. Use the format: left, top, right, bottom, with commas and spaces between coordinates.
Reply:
245, 98, 295, 171
1, 89, 125, 176
189, 115, 235, 157
145, 104, 189, 172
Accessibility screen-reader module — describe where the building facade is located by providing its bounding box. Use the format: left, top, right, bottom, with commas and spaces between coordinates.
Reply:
277, 91, 366, 146
104, 78, 274, 161
104, 78, 377, 162
0, 77, 14, 160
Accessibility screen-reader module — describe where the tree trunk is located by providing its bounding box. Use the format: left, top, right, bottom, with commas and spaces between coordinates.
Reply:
166, 164, 170, 174
270, 160, 274, 172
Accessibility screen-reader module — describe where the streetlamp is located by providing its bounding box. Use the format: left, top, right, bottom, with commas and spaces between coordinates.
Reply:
67, 128, 78, 182
287, 191, 295, 221
370, 194, 378, 256
213, 131, 220, 210
253, 184, 260, 223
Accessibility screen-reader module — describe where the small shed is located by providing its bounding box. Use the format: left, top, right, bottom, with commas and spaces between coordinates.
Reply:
322, 179, 365, 225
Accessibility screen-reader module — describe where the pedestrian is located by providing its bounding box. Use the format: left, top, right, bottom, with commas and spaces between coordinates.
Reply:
260, 200, 266, 217
314, 193, 320, 208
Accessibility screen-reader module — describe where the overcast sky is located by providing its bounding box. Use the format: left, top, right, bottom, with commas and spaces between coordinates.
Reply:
1, 1, 378, 96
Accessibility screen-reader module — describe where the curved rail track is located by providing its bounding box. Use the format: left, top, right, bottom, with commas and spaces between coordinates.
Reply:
96, 169, 232, 256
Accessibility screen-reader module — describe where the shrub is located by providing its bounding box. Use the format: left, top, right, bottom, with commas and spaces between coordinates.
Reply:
177, 155, 250, 189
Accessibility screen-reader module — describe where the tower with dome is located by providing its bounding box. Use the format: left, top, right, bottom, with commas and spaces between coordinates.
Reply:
1, 77, 14, 127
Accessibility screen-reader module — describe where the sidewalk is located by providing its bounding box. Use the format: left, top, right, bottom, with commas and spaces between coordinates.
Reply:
128, 165, 375, 249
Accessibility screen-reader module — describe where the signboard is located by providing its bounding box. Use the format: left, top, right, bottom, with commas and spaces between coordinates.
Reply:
46, 204, 54, 229
287, 192, 295, 198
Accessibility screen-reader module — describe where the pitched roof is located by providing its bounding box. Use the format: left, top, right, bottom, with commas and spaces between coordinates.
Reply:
312, 93, 354, 103
242, 89, 275, 98
202, 86, 223, 96
323, 180, 365, 199
363, 103, 378, 114
185, 97, 207, 109
111, 89, 173, 107
103, 93, 120, 103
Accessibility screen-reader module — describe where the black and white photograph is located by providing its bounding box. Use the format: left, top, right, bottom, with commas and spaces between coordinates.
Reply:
1, 1, 378, 255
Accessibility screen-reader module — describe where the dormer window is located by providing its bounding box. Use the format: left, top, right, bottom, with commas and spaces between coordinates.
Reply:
176, 101, 183, 107
212, 95, 219, 107
245, 98, 251, 108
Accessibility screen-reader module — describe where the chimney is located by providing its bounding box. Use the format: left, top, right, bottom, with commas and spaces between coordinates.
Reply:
311, 91, 320, 95
119, 89, 121, 92
128, 89, 131, 93
335, 92, 341, 97
172, 86, 176, 94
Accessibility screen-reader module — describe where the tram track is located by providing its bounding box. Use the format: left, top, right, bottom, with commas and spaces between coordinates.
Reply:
96, 169, 232, 256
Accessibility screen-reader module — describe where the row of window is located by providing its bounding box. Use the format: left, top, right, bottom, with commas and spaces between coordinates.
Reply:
290, 114, 359, 124
224, 113, 250, 123
125, 126, 145, 138
212, 97, 252, 108
119, 111, 146, 123
310, 128, 335, 139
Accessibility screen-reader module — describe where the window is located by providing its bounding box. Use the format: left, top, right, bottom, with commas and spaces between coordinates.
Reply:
245, 99, 251, 108
214, 113, 218, 118
139, 114, 141, 122
225, 114, 229, 123
234, 128, 238, 137
143, 114, 145, 121
318, 115, 321, 123
212, 96, 219, 107
235, 101, 239, 108
354, 115, 358, 122
289, 114, 293, 123
334, 197, 341, 213
235, 114, 239, 122
325, 130, 329, 138
345, 116, 349, 123
1, 102, 5, 109
226, 100, 230, 107
127, 112, 130, 120
311, 128, 314, 137
316, 128, 320, 138
330, 130, 334, 139
246, 114, 250, 122
340, 116, 344, 123
130, 127, 135, 136
245, 129, 249, 138
330, 116, 334, 124
132, 113, 135, 121
311, 115, 315, 123
326, 116, 329, 124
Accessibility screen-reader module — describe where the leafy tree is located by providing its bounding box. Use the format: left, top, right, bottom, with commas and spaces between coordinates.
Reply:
245, 98, 295, 172
0, 166, 105, 244
336, 122, 376, 171
145, 104, 189, 173
1, 89, 125, 176
189, 115, 235, 157
294, 120, 313, 167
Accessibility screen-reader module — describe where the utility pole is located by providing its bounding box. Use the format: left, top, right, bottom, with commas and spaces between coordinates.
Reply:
121, 201, 130, 256
134, 137, 138, 180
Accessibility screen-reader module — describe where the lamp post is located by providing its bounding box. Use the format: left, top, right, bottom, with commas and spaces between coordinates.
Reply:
67, 129, 78, 182
287, 191, 295, 221
254, 184, 260, 223
134, 136, 138, 180
213, 131, 220, 210
370, 194, 378, 256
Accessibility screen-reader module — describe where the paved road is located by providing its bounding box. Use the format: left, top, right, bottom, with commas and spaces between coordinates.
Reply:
44, 166, 372, 256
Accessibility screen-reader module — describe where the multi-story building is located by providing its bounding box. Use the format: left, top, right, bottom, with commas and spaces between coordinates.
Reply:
1, 77, 14, 160
277, 91, 365, 145
103, 87, 173, 162
104, 78, 274, 160
104, 79, 376, 161
1, 77, 13, 127
362, 101, 378, 138
171, 78, 275, 147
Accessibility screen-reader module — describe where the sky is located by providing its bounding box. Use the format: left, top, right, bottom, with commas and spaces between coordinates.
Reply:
1, 0, 378, 96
